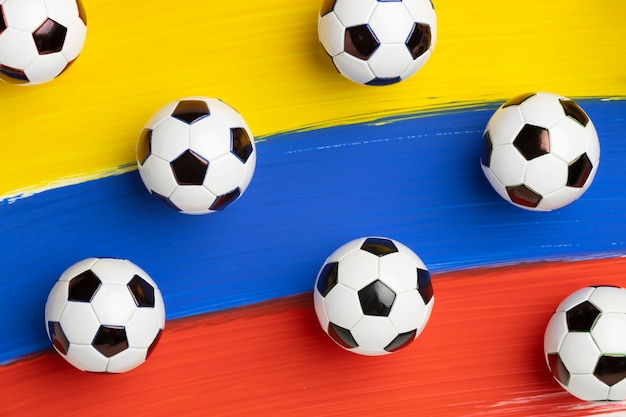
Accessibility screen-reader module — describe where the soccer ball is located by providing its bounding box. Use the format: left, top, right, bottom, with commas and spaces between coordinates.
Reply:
0, 0, 87, 85
313, 237, 434, 356
544, 286, 626, 401
318, 0, 436, 86
481, 92, 600, 211
45, 258, 165, 373
136, 97, 257, 215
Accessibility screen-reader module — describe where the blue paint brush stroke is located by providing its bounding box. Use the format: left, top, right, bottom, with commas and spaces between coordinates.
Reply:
0, 100, 624, 364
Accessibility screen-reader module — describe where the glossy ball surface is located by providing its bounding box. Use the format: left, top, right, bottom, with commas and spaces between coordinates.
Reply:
136, 97, 257, 215
318, 0, 436, 86
45, 258, 165, 373
313, 237, 434, 356
481, 92, 600, 211
544, 286, 626, 401
0, 0, 87, 85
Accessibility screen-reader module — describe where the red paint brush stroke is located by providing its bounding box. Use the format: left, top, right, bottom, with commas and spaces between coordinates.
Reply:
3, 258, 626, 416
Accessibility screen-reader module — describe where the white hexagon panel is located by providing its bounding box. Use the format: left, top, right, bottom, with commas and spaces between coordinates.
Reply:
313, 236, 434, 356
136, 97, 257, 215
544, 286, 626, 401
318, 0, 436, 86
0, 0, 87, 85
44, 257, 165, 373
481, 92, 600, 211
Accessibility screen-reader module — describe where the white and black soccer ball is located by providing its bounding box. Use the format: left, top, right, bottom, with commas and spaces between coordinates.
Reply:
0, 0, 87, 85
136, 97, 257, 215
481, 92, 600, 211
45, 258, 165, 373
544, 286, 626, 402
313, 237, 434, 356
318, 0, 436, 86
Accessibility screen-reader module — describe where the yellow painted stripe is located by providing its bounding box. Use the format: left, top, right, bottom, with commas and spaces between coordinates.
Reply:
1, 0, 624, 197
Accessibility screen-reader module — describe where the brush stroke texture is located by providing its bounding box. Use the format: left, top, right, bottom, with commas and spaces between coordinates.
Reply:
0, 1, 624, 195
3, 259, 626, 416
0, 100, 624, 364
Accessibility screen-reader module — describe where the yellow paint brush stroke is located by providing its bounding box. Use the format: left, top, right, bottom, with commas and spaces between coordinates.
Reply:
0, 0, 624, 198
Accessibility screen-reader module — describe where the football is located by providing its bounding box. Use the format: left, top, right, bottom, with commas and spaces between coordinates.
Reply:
318, 0, 436, 86
0, 0, 87, 85
313, 237, 434, 356
481, 92, 600, 211
544, 286, 626, 401
136, 97, 257, 215
45, 258, 165, 373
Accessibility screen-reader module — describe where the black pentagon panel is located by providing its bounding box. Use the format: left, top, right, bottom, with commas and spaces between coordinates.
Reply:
506, 184, 542, 208
170, 150, 208, 185
33, 19, 68, 55
594, 355, 626, 387
560, 99, 589, 127
137, 129, 152, 165
567, 153, 593, 188
209, 188, 241, 211
317, 262, 339, 297
320, 0, 336, 17
502, 92, 536, 108
366, 77, 402, 86
146, 329, 163, 359
153, 191, 182, 212
231, 127, 254, 163
0, 5, 6, 34
417, 268, 434, 304
359, 280, 396, 317
547, 353, 570, 386
481, 131, 493, 167
513, 124, 550, 160
77, 0, 88, 25
92, 325, 129, 358
68, 270, 102, 302
0, 65, 29, 84
171, 100, 210, 124
344, 25, 380, 60
385, 329, 416, 353
406, 22, 431, 60
127, 275, 156, 308
566, 301, 601, 332
361, 237, 398, 257
328, 322, 359, 349
48, 321, 69, 355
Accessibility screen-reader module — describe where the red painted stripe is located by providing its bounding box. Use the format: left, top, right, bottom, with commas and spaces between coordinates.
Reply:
3, 258, 626, 416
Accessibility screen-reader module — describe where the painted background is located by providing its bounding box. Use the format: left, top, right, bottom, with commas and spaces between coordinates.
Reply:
0, 0, 625, 416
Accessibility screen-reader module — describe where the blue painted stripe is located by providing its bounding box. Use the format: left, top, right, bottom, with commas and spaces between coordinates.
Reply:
1, 100, 624, 364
